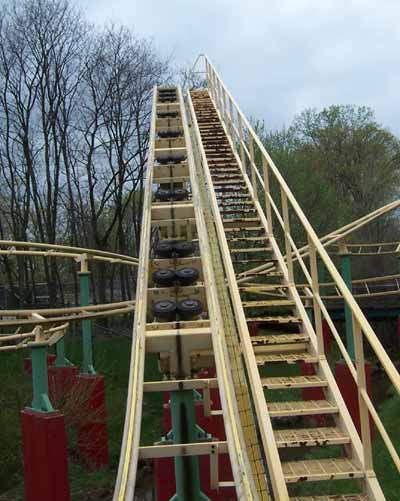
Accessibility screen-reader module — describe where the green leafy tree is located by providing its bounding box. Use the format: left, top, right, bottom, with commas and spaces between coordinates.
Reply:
256, 105, 400, 241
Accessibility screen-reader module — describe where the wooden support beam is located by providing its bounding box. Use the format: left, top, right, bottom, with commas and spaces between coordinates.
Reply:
138, 441, 228, 459
143, 378, 218, 392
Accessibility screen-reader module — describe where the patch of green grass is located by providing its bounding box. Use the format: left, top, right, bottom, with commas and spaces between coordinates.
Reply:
260, 361, 302, 402
0, 351, 30, 494
289, 478, 363, 497
373, 393, 400, 500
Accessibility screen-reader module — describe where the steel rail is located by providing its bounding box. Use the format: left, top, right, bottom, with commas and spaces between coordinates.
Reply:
0, 300, 135, 318
0, 322, 69, 351
294, 274, 400, 299
236, 200, 400, 283
0, 303, 134, 327
0, 240, 139, 265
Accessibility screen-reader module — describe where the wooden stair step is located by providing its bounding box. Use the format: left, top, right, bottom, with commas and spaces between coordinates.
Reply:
282, 458, 364, 483
211, 172, 243, 181
213, 180, 246, 186
219, 201, 255, 206
243, 299, 295, 308
205, 146, 232, 150
261, 375, 327, 390
208, 158, 237, 164
223, 217, 260, 224
291, 495, 368, 501
256, 351, 317, 365
210, 165, 239, 170
240, 268, 280, 276
207, 155, 238, 163
239, 284, 288, 291
275, 427, 350, 448
224, 227, 265, 233
253, 342, 309, 354
198, 123, 221, 128
229, 238, 269, 246
246, 315, 301, 324
216, 193, 252, 199
233, 259, 273, 265
251, 333, 309, 345
211, 169, 240, 174
212, 173, 242, 178
240, 272, 283, 279
214, 185, 248, 192
220, 209, 258, 216
222, 215, 259, 220
230, 247, 271, 253
268, 400, 338, 417
205, 151, 236, 155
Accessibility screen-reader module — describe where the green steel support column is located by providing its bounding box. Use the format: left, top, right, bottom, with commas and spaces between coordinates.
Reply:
340, 250, 355, 360
55, 338, 72, 368
79, 260, 95, 375
169, 390, 209, 501
31, 343, 54, 413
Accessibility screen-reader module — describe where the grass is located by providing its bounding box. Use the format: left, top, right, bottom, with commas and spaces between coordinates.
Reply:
0, 351, 30, 494
373, 392, 400, 500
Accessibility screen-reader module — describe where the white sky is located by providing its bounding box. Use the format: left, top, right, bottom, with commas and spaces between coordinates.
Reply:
80, 0, 400, 134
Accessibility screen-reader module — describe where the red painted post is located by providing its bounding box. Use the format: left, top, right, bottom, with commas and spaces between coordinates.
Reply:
75, 374, 109, 467
247, 321, 259, 337
21, 408, 70, 501
154, 457, 175, 500
48, 365, 78, 405
335, 360, 375, 440
322, 319, 332, 353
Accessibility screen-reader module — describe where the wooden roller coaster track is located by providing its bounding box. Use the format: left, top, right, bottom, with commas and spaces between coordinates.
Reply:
112, 55, 399, 500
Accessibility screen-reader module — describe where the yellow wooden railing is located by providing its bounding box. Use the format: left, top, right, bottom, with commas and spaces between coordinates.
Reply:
194, 54, 400, 477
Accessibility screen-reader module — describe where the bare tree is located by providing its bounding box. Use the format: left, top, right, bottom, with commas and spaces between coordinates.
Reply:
0, 1, 171, 306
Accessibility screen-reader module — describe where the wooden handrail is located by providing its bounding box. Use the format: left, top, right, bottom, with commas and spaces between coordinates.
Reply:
199, 53, 400, 481
204, 54, 400, 395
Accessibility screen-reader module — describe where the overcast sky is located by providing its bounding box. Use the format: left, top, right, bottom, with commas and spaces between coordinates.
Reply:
81, 0, 400, 134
